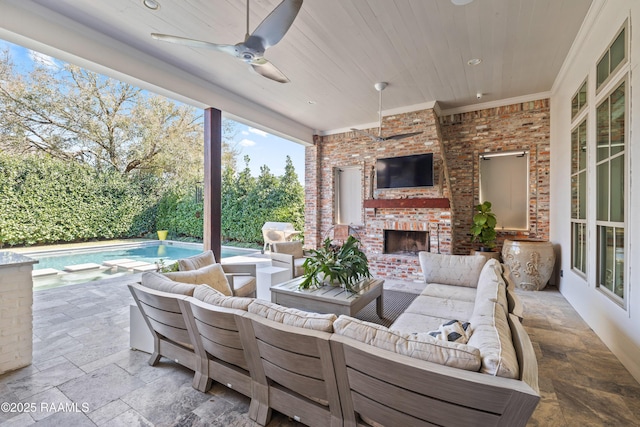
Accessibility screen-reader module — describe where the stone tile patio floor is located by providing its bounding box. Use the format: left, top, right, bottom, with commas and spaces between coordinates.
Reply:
1, 275, 639, 426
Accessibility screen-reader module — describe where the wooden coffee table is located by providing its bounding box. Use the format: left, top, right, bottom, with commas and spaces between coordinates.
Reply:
270, 277, 384, 317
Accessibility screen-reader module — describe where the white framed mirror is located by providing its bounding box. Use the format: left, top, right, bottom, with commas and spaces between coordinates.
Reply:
479, 151, 529, 231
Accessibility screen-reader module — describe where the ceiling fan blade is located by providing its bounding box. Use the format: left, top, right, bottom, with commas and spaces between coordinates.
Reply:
151, 33, 237, 55
382, 131, 424, 141
251, 59, 290, 83
251, 0, 303, 50
350, 128, 381, 141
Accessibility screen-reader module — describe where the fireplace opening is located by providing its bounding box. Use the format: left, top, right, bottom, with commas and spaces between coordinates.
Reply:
383, 230, 429, 255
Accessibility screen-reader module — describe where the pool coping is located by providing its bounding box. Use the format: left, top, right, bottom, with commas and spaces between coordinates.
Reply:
4, 239, 260, 257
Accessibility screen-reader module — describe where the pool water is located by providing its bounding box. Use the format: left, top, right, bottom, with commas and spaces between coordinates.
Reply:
23, 242, 258, 290
32, 243, 248, 271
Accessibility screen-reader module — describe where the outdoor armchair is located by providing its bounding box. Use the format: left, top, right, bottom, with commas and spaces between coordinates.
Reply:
269, 241, 309, 279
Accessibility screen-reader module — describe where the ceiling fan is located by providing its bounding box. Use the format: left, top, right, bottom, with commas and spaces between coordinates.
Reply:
351, 82, 424, 142
151, 0, 303, 83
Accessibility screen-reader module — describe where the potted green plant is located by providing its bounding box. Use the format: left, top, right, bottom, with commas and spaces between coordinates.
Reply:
470, 201, 497, 251
299, 235, 371, 293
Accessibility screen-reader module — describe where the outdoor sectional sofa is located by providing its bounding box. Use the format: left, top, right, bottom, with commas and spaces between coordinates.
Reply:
128, 251, 539, 427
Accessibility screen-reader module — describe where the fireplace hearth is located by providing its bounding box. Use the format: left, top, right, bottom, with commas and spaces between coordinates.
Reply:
383, 230, 429, 256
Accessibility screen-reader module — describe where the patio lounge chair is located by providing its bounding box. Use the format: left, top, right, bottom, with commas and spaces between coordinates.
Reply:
261, 222, 301, 252
269, 241, 309, 279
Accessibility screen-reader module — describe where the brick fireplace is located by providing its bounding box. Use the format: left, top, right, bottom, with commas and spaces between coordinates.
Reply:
304, 100, 550, 281
361, 205, 452, 281
384, 230, 429, 255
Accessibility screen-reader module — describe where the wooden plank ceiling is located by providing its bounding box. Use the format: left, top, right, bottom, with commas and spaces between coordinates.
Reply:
1, 0, 592, 139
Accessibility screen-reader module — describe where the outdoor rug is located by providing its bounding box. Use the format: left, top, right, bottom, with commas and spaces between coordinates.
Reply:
354, 289, 418, 328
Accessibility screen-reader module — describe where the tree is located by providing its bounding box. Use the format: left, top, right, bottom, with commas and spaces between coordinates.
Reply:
0, 50, 203, 185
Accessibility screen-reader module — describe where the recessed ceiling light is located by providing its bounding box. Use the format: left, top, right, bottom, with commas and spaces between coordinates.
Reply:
143, 0, 160, 10
451, 0, 474, 5
467, 58, 482, 66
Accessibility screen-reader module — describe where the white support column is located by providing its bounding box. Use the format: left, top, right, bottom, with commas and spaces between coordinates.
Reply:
0, 252, 37, 374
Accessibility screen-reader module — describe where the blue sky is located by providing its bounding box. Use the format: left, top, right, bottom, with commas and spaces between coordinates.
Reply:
0, 38, 306, 185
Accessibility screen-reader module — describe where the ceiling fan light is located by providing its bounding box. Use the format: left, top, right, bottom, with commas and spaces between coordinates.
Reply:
143, 0, 160, 10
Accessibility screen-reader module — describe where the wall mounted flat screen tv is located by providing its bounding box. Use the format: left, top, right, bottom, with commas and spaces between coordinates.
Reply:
376, 153, 434, 189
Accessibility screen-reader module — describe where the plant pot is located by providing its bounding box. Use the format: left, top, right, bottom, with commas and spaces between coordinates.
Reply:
472, 250, 500, 262
501, 239, 555, 291
157, 230, 168, 241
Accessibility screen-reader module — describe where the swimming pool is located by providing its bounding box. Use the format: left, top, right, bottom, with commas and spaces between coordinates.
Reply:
31, 242, 250, 271
21, 241, 259, 290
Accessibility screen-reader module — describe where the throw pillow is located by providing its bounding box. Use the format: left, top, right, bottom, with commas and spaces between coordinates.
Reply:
140, 271, 197, 296
427, 319, 472, 344
178, 250, 216, 271
193, 284, 254, 310
165, 263, 232, 296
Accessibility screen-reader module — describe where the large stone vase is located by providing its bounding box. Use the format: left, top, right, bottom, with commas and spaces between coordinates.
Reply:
502, 239, 556, 291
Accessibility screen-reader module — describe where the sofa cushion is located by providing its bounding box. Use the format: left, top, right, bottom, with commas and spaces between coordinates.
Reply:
419, 252, 487, 288
475, 259, 509, 315
468, 302, 520, 379
428, 320, 472, 344
248, 300, 337, 332
404, 295, 476, 323
178, 250, 216, 271
421, 283, 477, 302
193, 284, 254, 310
391, 312, 451, 335
272, 241, 304, 259
165, 263, 232, 296
334, 316, 481, 371
140, 272, 198, 296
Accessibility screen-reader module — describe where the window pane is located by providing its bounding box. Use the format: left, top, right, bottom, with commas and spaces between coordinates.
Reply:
610, 155, 624, 222
571, 128, 579, 174
596, 99, 609, 161
571, 175, 578, 219
614, 228, 624, 298
610, 28, 625, 72
598, 226, 615, 293
573, 223, 580, 271
579, 120, 587, 170
580, 223, 587, 273
579, 171, 586, 219
597, 162, 609, 221
572, 94, 579, 118
572, 222, 587, 274
610, 82, 625, 156
579, 82, 587, 109
597, 51, 609, 88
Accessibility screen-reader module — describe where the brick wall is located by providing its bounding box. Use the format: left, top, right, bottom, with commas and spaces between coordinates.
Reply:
305, 109, 452, 281
439, 99, 551, 254
305, 99, 551, 279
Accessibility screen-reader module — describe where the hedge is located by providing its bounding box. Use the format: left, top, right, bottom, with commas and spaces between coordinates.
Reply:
0, 154, 155, 246
0, 153, 305, 247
